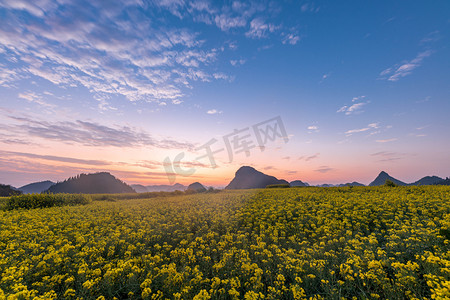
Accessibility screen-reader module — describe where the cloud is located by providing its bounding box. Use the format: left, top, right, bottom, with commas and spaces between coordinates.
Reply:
4, 115, 195, 150
338, 102, 366, 115
379, 50, 432, 81
0, 0, 230, 104
213, 72, 233, 81
214, 13, 247, 31
315, 166, 333, 173
337, 96, 370, 115
305, 153, 320, 161
416, 96, 431, 103
282, 33, 300, 45
345, 123, 379, 135
172, 99, 183, 104
321, 72, 331, 81
307, 125, 319, 133
0, 150, 112, 166
301, 3, 320, 13
371, 151, 407, 162
207, 109, 222, 115
298, 153, 320, 161
352, 95, 366, 102
246, 18, 278, 39
230, 59, 246, 66
376, 138, 398, 143
416, 125, 429, 130
420, 31, 440, 44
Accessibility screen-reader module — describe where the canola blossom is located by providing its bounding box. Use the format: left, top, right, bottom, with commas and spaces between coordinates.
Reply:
0, 187, 449, 299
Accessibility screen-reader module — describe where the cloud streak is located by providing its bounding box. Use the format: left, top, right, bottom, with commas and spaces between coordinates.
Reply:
314, 166, 333, 173
345, 123, 379, 135
3, 115, 195, 150
380, 50, 432, 81
337, 96, 369, 115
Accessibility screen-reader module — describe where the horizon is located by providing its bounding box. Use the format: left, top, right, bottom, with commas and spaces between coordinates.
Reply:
8, 167, 449, 189
1, 1, 449, 187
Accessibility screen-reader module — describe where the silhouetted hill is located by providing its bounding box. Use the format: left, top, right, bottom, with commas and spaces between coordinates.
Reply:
338, 182, 365, 187
19, 180, 55, 194
410, 176, 443, 186
317, 184, 335, 187
290, 180, 309, 187
0, 184, 22, 196
225, 166, 289, 189
187, 182, 206, 192
46, 172, 135, 194
435, 177, 450, 185
369, 171, 407, 186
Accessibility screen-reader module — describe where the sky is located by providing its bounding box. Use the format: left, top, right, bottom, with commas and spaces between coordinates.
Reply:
0, 0, 449, 187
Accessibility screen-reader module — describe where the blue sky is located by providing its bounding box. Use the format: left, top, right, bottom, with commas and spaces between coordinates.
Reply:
0, 0, 449, 187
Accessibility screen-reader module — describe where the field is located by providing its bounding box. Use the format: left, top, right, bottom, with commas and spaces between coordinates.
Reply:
0, 187, 449, 299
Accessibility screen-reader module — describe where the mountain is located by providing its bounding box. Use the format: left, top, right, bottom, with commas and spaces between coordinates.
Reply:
338, 182, 365, 187
435, 177, 450, 185
46, 172, 135, 194
317, 184, 335, 187
19, 180, 55, 194
130, 183, 186, 193
187, 182, 206, 192
410, 176, 443, 186
146, 183, 186, 192
290, 180, 309, 187
369, 171, 407, 186
225, 166, 289, 189
0, 184, 22, 196
131, 184, 149, 193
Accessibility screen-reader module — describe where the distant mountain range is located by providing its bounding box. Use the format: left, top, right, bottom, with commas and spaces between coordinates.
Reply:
338, 182, 365, 187
410, 176, 444, 186
131, 183, 186, 193
224, 167, 448, 189
46, 172, 135, 194
368, 171, 445, 186
19, 180, 55, 194
2, 169, 448, 195
225, 166, 289, 189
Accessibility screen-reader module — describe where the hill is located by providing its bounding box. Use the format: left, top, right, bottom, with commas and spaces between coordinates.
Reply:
131, 183, 187, 193
369, 171, 407, 186
435, 177, 450, 185
338, 182, 365, 187
187, 182, 206, 192
225, 166, 289, 189
146, 183, 186, 192
130, 184, 149, 193
0, 184, 22, 196
46, 172, 135, 194
317, 184, 335, 187
19, 180, 55, 194
290, 180, 309, 187
410, 176, 443, 186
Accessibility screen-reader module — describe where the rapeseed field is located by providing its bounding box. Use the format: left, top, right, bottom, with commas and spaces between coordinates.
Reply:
0, 187, 449, 299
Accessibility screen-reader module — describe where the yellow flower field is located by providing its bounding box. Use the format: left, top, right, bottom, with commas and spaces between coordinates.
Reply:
0, 186, 449, 299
